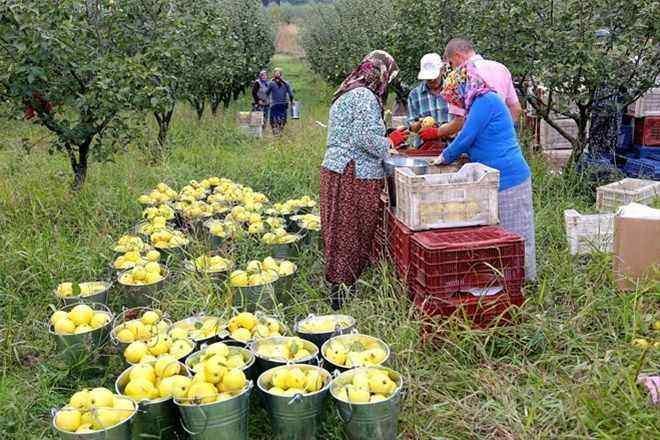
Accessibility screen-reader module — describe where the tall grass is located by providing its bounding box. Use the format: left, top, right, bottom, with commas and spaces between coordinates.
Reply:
0, 54, 658, 439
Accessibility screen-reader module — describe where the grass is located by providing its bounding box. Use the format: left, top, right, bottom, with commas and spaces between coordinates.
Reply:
0, 52, 659, 439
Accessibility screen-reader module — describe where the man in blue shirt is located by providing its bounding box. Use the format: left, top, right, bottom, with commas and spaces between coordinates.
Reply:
407, 53, 451, 144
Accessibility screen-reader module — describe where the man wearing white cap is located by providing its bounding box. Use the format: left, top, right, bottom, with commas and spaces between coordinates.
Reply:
407, 53, 457, 143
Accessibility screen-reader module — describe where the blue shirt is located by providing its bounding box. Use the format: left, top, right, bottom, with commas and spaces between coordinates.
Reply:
407, 82, 450, 124
322, 87, 390, 179
442, 92, 530, 191
266, 80, 294, 106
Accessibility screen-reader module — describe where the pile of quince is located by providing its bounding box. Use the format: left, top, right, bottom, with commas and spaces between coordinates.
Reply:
124, 335, 194, 364
265, 217, 285, 229
121, 358, 191, 401
137, 216, 169, 235
150, 229, 188, 249
113, 309, 169, 343
178, 184, 207, 201
55, 281, 108, 298
333, 368, 398, 404
54, 387, 135, 433
170, 316, 224, 341
229, 257, 296, 287
118, 262, 165, 286
266, 366, 327, 396
179, 201, 214, 220
192, 255, 233, 273
113, 249, 160, 270
255, 337, 314, 361
180, 365, 248, 405
261, 228, 299, 245
205, 219, 240, 239
227, 312, 283, 342
138, 183, 178, 205
143, 204, 175, 221
297, 314, 353, 334
51, 304, 112, 335
323, 335, 388, 368
188, 342, 248, 374
291, 214, 321, 231
113, 235, 147, 253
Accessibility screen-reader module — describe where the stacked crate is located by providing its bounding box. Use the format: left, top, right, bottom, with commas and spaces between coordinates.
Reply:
371, 193, 388, 263
626, 88, 660, 180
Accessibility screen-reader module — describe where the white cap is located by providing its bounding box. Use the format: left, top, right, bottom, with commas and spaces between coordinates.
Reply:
417, 53, 445, 80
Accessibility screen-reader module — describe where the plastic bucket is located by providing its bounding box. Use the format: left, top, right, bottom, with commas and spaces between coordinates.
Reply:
49, 303, 114, 366
185, 343, 257, 382
331, 367, 403, 440
321, 334, 390, 373
251, 336, 319, 376
52, 397, 137, 440
258, 365, 331, 440
294, 314, 357, 350
174, 381, 253, 440
117, 268, 170, 308
57, 282, 112, 307
115, 361, 190, 440
231, 283, 277, 312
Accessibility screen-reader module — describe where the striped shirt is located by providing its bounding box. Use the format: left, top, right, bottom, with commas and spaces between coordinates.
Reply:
406, 82, 450, 124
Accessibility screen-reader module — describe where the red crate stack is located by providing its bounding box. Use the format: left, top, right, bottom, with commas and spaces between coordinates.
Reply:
370, 193, 388, 263
385, 208, 413, 281
634, 116, 660, 146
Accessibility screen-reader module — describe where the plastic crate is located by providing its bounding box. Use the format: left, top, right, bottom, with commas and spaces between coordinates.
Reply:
618, 124, 634, 151
623, 157, 660, 180
633, 117, 660, 146
596, 178, 660, 211
391, 115, 407, 129
386, 208, 413, 280
408, 226, 525, 294
395, 163, 499, 231
628, 88, 660, 117
401, 140, 445, 157
538, 118, 578, 150
563, 209, 615, 255
635, 145, 660, 161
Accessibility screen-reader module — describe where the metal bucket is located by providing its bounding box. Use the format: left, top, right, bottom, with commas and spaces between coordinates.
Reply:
301, 229, 320, 247
174, 381, 253, 440
269, 241, 301, 260
58, 281, 112, 307
331, 367, 403, 440
291, 101, 301, 119
115, 361, 190, 440
251, 336, 319, 376
110, 307, 172, 354
258, 365, 331, 440
185, 343, 257, 382
321, 334, 390, 373
294, 314, 357, 350
382, 156, 429, 177
117, 268, 170, 308
231, 283, 277, 313
183, 260, 232, 285
52, 397, 137, 440
49, 303, 114, 366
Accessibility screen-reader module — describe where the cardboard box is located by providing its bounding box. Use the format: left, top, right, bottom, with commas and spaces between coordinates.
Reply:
613, 204, 660, 290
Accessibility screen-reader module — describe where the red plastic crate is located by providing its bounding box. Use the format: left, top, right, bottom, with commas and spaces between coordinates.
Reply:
386, 209, 413, 280
409, 226, 525, 294
634, 116, 660, 146
401, 140, 446, 157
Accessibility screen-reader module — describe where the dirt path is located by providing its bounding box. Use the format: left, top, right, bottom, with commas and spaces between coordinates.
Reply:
275, 24, 304, 57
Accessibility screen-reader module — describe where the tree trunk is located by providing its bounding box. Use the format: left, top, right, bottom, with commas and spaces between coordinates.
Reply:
69, 138, 91, 190
194, 99, 205, 121
154, 105, 175, 149
210, 95, 221, 115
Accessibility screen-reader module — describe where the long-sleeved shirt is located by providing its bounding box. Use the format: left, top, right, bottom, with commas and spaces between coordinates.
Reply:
406, 82, 450, 124
252, 79, 270, 106
322, 87, 390, 179
266, 80, 294, 106
442, 92, 530, 191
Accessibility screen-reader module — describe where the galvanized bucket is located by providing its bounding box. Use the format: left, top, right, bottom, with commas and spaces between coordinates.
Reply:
291, 101, 301, 119
183, 260, 232, 286
185, 343, 257, 382
320, 333, 390, 373
251, 336, 319, 376
231, 283, 277, 313
294, 314, 357, 350
331, 367, 403, 440
302, 230, 320, 247
52, 397, 137, 440
57, 281, 113, 307
174, 381, 253, 440
268, 240, 301, 260
110, 307, 172, 354
117, 267, 170, 308
49, 303, 114, 366
258, 365, 331, 440
115, 361, 189, 440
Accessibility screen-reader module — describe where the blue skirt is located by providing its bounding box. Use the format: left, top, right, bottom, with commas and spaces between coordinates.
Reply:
270, 103, 288, 124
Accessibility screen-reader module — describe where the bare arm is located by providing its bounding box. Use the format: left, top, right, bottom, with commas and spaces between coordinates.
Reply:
437, 116, 465, 138
507, 101, 522, 122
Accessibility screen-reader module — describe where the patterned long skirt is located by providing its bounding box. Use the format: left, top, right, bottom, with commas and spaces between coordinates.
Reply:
320, 162, 384, 285
498, 177, 537, 282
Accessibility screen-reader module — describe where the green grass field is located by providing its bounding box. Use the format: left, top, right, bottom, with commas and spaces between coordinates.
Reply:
0, 53, 658, 439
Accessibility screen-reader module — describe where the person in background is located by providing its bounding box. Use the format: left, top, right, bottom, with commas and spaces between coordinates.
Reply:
442, 37, 522, 136
320, 50, 405, 310
266, 68, 294, 135
252, 70, 270, 129
435, 63, 536, 281
406, 53, 452, 144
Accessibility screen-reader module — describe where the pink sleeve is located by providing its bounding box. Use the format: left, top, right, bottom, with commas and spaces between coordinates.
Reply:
449, 103, 466, 117
504, 71, 519, 105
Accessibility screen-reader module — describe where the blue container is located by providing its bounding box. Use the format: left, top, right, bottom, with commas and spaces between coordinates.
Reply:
618, 124, 634, 151
634, 145, 660, 161
623, 157, 660, 180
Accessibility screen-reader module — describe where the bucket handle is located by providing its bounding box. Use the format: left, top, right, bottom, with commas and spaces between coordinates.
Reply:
335, 402, 353, 424
287, 392, 304, 406
179, 402, 210, 436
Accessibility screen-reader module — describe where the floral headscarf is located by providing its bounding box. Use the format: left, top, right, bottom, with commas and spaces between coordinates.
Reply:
333, 50, 399, 109
441, 62, 492, 111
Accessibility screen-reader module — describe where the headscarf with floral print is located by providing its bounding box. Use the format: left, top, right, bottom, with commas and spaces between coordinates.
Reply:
333, 50, 399, 109
441, 62, 492, 112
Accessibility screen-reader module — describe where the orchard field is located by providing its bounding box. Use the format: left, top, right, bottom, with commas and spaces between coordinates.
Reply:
1, 7, 660, 440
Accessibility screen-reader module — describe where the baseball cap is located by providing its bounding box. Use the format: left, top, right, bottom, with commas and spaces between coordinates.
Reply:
417, 53, 445, 80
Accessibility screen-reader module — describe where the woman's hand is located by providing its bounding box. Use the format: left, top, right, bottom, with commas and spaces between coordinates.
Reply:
388, 128, 408, 147
431, 153, 445, 166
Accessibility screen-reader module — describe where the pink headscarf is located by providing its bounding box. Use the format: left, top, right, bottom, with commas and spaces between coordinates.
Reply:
441, 62, 492, 112
333, 50, 399, 109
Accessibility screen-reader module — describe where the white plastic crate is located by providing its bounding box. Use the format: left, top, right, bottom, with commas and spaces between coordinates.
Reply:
628, 87, 660, 117
391, 115, 407, 129
394, 162, 499, 231
564, 209, 615, 255
596, 178, 660, 212
538, 118, 578, 150
237, 111, 264, 138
